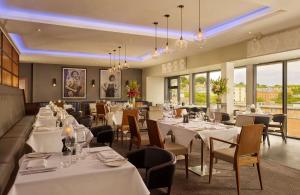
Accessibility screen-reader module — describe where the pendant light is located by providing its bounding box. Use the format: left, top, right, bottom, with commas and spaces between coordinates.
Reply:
196, 0, 203, 41
113, 49, 116, 72
123, 44, 129, 69
118, 46, 122, 71
164, 14, 170, 54
152, 22, 160, 58
175, 5, 188, 49
108, 52, 112, 73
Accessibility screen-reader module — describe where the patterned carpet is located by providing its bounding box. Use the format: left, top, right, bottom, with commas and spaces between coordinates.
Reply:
110, 137, 300, 195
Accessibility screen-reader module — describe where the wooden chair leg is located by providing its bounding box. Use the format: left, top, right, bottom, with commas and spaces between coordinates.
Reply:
235, 165, 240, 195
121, 131, 124, 144
184, 154, 189, 179
257, 162, 263, 190
266, 133, 270, 147
189, 140, 193, 153
129, 140, 132, 151
209, 153, 214, 184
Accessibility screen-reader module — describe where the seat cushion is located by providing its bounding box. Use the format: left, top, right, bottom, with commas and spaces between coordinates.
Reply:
214, 148, 235, 163
165, 142, 188, 156
4, 125, 32, 139
0, 163, 15, 195
15, 115, 35, 126
0, 138, 25, 163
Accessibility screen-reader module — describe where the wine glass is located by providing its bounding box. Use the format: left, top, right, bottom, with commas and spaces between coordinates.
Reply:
207, 110, 215, 123
76, 129, 87, 159
65, 136, 76, 161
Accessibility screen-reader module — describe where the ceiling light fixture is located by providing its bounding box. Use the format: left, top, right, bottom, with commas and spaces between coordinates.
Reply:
164, 14, 170, 54
113, 49, 117, 72
195, 0, 204, 42
152, 22, 160, 58
108, 52, 113, 73
175, 5, 188, 49
117, 46, 122, 70
123, 44, 129, 69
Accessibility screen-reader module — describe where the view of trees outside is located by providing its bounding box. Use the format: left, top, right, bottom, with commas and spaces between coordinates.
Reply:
209, 71, 221, 108
194, 73, 207, 106
256, 63, 283, 113
287, 60, 300, 138
179, 75, 190, 105
234, 68, 247, 110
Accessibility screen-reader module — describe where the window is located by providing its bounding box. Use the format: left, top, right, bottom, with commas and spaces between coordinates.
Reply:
209, 71, 221, 108
256, 63, 283, 114
234, 67, 247, 110
287, 60, 300, 138
194, 73, 207, 106
167, 77, 179, 104
179, 75, 190, 105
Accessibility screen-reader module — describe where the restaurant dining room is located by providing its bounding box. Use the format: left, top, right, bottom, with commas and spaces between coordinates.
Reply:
1, 0, 300, 195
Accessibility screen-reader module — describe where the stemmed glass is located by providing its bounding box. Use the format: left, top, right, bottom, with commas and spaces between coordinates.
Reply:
65, 135, 76, 162
207, 110, 215, 123
76, 129, 87, 159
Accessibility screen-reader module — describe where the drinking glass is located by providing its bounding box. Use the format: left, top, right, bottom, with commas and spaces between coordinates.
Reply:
76, 130, 87, 159
60, 152, 72, 168
65, 136, 76, 163
207, 110, 215, 123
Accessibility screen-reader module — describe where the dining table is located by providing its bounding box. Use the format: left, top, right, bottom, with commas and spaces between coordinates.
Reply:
157, 117, 241, 176
26, 107, 94, 153
8, 146, 149, 195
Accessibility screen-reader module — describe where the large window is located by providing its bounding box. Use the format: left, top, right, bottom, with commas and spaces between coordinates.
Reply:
179, 75, 190, 105
234, 67, 247, 110
194, 73, 207, 106
256, 63, 283, 114
287, 60, 300, 138
209, 71, 221, 108
167, 77, 179, 104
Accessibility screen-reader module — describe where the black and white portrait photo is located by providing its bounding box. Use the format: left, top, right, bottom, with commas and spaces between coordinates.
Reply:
63, 68, 86, 99
100, 70, 121, 99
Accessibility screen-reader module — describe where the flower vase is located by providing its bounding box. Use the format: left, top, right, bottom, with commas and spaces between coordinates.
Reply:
216, 95, 222, 111
132, 97, 136, 108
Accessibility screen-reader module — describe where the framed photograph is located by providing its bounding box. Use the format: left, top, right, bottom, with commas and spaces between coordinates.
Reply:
100, 70, 121, 99
62, 68, 86, 99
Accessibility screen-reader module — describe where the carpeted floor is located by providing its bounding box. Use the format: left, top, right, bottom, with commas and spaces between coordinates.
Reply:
110, 138, 300, 195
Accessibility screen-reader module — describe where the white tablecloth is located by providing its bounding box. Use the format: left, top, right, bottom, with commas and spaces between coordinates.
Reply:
27, 108, 94, 153
157, 118, 241, 150
8, 147, 149, 195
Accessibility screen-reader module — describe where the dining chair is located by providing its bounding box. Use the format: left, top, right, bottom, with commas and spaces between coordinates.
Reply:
96, 103, 107, 125
254, 116, 271, 147
235, 115, 254, 127
54, 101, 64, 108
128, 115, 149, 151
89, 103, 97, 120
127, 147, 176, 195
269, 114, 287, 143
117, 109, 139, 143
209, 124, 264, 195
146, 119, 189, 179
175, 108, 187, 118
148, 110, 164, 121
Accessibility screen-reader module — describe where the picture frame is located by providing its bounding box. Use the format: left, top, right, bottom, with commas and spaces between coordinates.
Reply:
100, 69, 122, 99
62, 67, 87, 99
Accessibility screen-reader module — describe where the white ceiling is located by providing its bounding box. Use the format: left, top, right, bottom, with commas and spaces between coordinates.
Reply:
1, 0, 300, 68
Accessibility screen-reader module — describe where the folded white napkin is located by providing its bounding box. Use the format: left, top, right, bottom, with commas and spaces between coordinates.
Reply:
97, 150, 125, 163
26, 159, 47, 170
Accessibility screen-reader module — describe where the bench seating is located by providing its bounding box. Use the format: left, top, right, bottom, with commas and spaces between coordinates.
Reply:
0, 85, 35, 195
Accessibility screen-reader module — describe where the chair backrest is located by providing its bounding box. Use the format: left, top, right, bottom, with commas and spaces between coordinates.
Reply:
235, 115, 254, 127
146, 119, 164, 148
96, 103, 106, 115
254, 116, 270, 129
175, 108, 187, 118
149, 106, 163, 111
135, 102, 144, 108
89, 103, 96, 113
272, 114, 286, 124
128, 115, 141, 144
55, 101, 64, 108
237, 124, 264, 156
148, 110, 163, 121
122, 109, 139, 126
